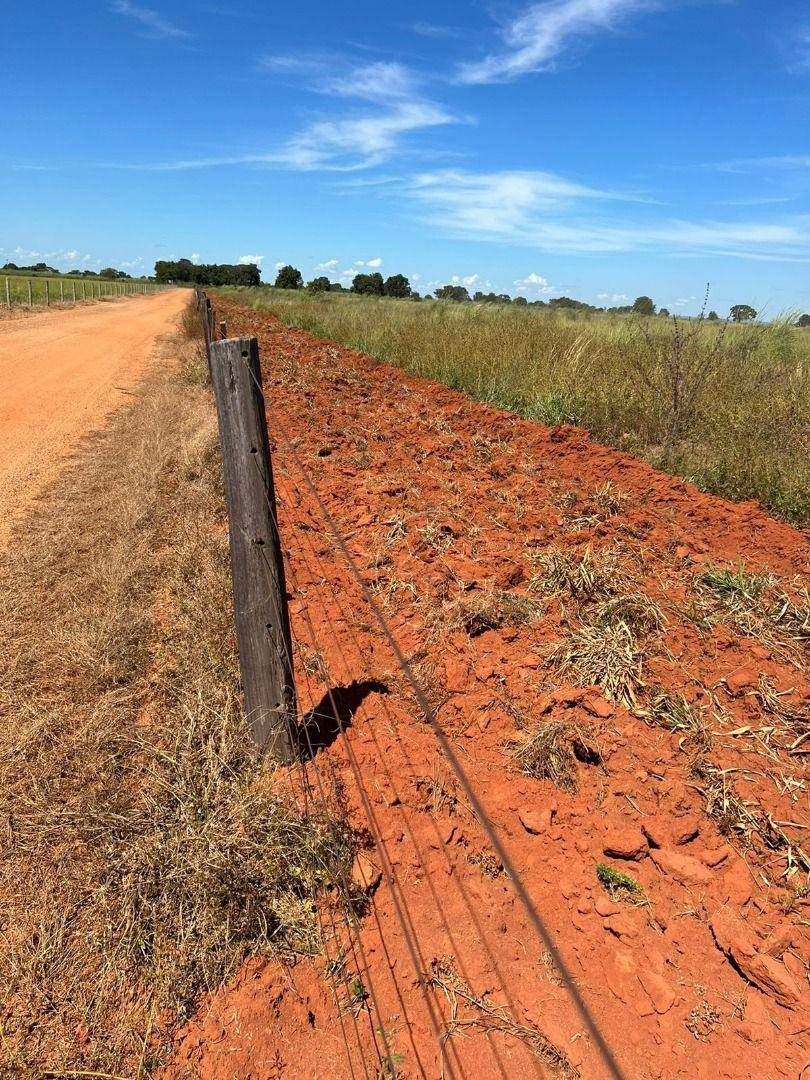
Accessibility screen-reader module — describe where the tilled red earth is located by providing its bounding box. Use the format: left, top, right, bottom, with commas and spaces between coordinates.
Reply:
166, 299, 808, 1080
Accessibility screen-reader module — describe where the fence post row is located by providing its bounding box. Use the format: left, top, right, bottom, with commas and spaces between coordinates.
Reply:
208, 334, 298, 760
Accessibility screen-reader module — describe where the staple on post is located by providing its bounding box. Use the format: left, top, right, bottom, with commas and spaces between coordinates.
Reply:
208, 336, 297, 760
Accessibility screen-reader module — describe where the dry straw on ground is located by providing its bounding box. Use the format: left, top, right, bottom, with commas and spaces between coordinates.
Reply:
0, 323, 354, 1076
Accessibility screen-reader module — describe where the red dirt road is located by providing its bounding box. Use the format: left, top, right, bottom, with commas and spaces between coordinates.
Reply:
169, 299, 809, 1080
0, 290, 185, 545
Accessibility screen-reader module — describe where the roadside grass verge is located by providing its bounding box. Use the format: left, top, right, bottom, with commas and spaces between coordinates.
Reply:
0, 329, 354, 1074
217, 286, 809, 526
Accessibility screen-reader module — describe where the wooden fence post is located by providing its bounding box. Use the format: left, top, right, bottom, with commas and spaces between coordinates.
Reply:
28, 279, 32, 306
72, 281, 76, 303
4, 278, 9, 308
209, 336, 297, 760
45, 280, 49, 307
60, 280, 64, 303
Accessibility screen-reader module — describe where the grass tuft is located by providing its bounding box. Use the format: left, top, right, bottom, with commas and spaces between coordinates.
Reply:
511, 719, 601, 792
548, 622, 644, 706
596, 863, 644, 899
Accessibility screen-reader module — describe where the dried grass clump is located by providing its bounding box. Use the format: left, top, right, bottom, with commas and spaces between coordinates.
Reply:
636, 690, 710, 751
0, 337, 354, 1075
697, 562, 809, 660
530, 545, 619, 601
441, 586, 543, 637
511, 719, 601, 792
548, 622, 644, 707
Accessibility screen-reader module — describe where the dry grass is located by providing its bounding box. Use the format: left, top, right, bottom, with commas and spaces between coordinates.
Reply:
427, 957, 578, 1078
0, 329, 355, 1075
690, 759, 809, 881
511, 719, 601, 792
435, 585, 543, 637
548, 621, 645, 707
636, 690, 711, 752
697, 562, 809, 661
529, 545, 619, 602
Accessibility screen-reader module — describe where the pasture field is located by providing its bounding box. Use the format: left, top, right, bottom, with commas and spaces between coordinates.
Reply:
219, 286, 809, 526
2, 268, 155, 306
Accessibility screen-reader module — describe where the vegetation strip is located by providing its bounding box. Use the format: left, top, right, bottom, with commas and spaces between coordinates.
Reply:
217, 285, 809, 525
0, 329, 354, 1075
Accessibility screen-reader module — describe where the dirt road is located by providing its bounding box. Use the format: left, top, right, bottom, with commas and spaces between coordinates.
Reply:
0, 290, 186, 545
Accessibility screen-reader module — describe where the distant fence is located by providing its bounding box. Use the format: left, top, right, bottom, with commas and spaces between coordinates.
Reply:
3, 275, 165, 310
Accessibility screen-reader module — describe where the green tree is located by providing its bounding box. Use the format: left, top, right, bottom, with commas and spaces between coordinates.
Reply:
514, 296, 528, 306
796, 313, 810, 328
659, 308, 670, 318
632, 295, 656, 316
730, 304, 757, 323
274, 265, 303, 290
306, 276, 331, 293
707, 310, 719, 321
351, 272, 384, 295
435, 284, 470, 303
383, 274, 411, 298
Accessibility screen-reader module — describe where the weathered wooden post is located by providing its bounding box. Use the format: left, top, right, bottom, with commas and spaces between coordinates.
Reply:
4, 278, 9, 308
27, 279, 32, 306
219, 320, 227, 339
45, 280, 49, 307
209, 336, 297, 760
72, 281, 76, 303
59, 280, 64, 303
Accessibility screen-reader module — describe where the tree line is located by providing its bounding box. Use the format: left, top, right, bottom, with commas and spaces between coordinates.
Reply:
272, 267, 791, 322
154, 258, 261, 286
2, 261, 138, 279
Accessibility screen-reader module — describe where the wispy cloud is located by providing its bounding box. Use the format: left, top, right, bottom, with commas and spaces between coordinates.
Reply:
458, 0, 659, 84
238, 254, 264, 265
407, 168, 810, 259
111, 1, 189, 39
110, 59, 455, 172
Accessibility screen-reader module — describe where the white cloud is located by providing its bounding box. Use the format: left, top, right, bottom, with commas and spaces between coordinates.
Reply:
190, 253, 201, 263
458, 0, 659, 84
120, 256, 144, 268
275, 261, 286, 270
597, 291, 629, 302
514, 271, 555, 294
408, 168, 810, 260
325, 61, 417, 102
366, 257, 383, 268
279, 101, 454, 171
315, 258, 340, 272
451, 273, 490, 289
673, 295, 697, 306
111, 1, 188, 40
238, 254, 264, 265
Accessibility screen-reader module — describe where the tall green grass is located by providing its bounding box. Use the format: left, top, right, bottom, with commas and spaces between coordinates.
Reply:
218, 286, 809, 526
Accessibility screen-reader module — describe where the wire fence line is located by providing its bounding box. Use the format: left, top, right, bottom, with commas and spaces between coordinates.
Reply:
195, 289, 628, 1080
3, 274, 165, 309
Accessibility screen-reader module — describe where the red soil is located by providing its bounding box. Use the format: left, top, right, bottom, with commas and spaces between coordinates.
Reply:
165, 299, 809, 1080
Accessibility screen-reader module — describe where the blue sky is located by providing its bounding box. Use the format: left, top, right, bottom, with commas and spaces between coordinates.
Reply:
2, 0, 809, 313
